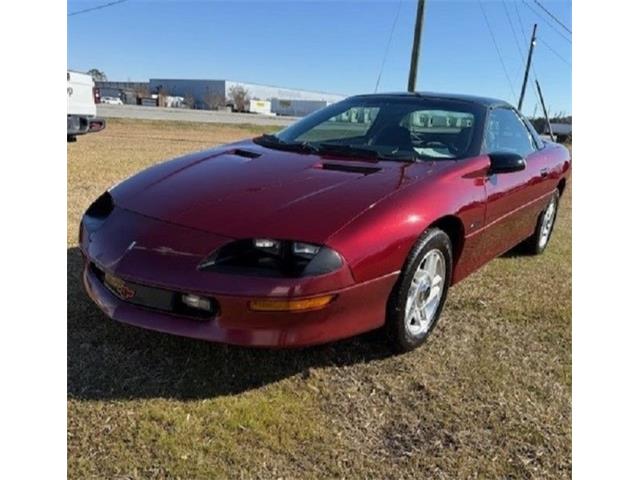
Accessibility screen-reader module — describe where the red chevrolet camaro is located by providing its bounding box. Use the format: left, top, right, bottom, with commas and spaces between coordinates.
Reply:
80, 93, 570, 351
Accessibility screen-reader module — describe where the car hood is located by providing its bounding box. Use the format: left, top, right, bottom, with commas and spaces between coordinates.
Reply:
110, 140, 442, 243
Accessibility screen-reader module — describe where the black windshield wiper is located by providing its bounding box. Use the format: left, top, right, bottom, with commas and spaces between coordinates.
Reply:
255, 137, 418, 162
255, 133, 285, 145
315, 143, 382, 160
319, 143, 422, 163
379, 152, 420, 163
254, 134, 317, 153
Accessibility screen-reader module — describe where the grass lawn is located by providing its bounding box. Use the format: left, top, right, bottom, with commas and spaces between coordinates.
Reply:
68, 119, 571, 478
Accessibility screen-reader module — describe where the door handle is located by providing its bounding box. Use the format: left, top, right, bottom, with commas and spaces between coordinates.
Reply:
540, 168, 549, 177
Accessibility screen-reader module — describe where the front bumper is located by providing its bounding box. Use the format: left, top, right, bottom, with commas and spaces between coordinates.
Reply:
82, 256, 397, 347
80, 207, 397, 347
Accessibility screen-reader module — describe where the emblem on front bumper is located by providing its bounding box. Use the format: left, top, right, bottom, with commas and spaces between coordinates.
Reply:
104, 272, 136, 300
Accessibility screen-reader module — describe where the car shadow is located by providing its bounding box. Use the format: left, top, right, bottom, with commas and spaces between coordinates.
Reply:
67, 247, 392, 401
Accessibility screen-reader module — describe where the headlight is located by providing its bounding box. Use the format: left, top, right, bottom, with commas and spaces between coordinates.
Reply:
253, 238, 281, 255
199, 238, 343, 277
86, 191, 114, 219
292, 242, 321, 258
82, 191, 114, 234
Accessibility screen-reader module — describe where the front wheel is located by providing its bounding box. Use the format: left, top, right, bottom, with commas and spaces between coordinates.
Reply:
386, 228, 452, 353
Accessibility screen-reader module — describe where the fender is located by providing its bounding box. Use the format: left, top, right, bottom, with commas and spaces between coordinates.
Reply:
327, 155, 491, 284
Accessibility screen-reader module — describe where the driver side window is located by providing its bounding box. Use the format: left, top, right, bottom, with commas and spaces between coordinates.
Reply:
485, 108, 536, 157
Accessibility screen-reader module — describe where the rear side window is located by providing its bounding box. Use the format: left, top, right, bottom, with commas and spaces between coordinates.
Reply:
485, 108, 537, 157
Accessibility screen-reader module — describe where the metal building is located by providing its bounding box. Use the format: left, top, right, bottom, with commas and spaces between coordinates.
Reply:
148, 78, 345, 115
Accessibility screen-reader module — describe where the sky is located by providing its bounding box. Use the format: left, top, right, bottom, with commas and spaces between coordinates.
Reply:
67, 0, 572, 115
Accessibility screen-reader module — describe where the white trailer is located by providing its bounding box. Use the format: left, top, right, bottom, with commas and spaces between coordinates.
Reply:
271, 99, 329, 117
67, 71, 105, 141
249, 99, 274, 116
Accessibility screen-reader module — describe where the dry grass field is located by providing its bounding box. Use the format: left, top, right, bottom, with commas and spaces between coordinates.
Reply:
68, 119, 571, 479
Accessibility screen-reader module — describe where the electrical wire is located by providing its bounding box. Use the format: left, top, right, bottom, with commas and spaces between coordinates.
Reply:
522, 0, 572, 44
374, 0, 403, 93
502, 0, 540, 116
539, 37, 572, 66
503, 0, 527, 62
477, 0, 518, 104
514, 1, 541, 81
514, 2, 563, 120
68, 0, 128, 17
532, 0, 572, 34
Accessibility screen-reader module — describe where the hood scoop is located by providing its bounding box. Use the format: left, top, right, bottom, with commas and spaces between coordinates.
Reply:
318, 163, 381, 175
230, 148, 262, 159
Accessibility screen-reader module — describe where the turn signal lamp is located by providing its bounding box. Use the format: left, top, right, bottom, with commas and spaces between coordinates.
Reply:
249, 295, 335, 312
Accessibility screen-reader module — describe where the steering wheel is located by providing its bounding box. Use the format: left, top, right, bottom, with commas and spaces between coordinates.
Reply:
424, 141, 450, 150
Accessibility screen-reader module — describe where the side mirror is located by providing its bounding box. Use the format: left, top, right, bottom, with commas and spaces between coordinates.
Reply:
488, 152, 526, 174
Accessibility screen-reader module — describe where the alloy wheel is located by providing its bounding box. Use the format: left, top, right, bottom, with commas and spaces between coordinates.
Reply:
405, 249, 446, 337
539, 197, 557, 249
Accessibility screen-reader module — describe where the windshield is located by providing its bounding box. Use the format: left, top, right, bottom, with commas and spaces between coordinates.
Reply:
264, 96, 485, 161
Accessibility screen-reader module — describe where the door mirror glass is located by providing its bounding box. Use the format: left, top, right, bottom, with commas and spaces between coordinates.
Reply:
488, 152, 526, 174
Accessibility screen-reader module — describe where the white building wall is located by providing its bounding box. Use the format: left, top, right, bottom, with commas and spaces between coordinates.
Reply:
225, 80, 345, 104
148, 78, 346, 114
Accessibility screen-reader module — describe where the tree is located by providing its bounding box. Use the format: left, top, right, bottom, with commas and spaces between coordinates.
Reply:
204, 87, 226, 110
87, 68, 107, 82
227, 85, 250, 112
156, 87, 169, 107
183, 92, 195, 109
133, 84, 149, 98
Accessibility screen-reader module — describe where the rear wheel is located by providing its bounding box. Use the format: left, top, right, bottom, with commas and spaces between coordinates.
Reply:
386, 228, 452, 353
521, 189, 560, 255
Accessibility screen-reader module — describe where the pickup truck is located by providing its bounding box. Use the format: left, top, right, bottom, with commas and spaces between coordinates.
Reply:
67, 71, 106, 142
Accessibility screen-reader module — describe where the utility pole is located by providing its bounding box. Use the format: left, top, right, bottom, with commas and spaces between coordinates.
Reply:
407, 0, 426, 92
535, 79, 553, 140
517, 23, 537, 111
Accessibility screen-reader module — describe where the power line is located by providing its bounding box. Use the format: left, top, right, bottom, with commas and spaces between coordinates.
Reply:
532, 0, 572, 34
502, 0, 526, 62
68, 0, 128, 17
513, 2, 546, 117
539, 37, 572, 66
514, 1, 540, 79
477, 0, 518, 104
522, 0, 571, 44
503, 0, 540, 115
375, 0, 403, 93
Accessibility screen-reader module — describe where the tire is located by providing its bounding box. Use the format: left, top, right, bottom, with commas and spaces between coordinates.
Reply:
521, 189, 560, 255
386, 228, 453, 353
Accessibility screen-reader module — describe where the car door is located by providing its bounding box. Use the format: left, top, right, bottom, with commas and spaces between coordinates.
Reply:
481, 107, 544, 257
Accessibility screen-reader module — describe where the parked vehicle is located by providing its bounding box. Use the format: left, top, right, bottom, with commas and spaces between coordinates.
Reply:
100, 96, 124, 105
249, 99, 275, 116
67, 71, 105, 142
80, 93, 570, 352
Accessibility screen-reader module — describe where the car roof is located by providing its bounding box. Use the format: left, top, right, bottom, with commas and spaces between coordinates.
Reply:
351, 91, 512, 109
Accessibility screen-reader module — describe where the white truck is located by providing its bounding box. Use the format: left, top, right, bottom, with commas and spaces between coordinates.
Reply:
67, 71, 105, 142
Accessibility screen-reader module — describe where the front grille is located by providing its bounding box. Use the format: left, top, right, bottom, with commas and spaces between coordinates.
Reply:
90, 263, 217, 320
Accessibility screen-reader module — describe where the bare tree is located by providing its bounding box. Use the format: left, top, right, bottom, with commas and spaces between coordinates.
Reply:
133, 84, 149, 98
156, 87, 169, 107
203, 88, 226, 110
227, 85, 250, 112
183, 92, 195, 109
87, 68, 107, 82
